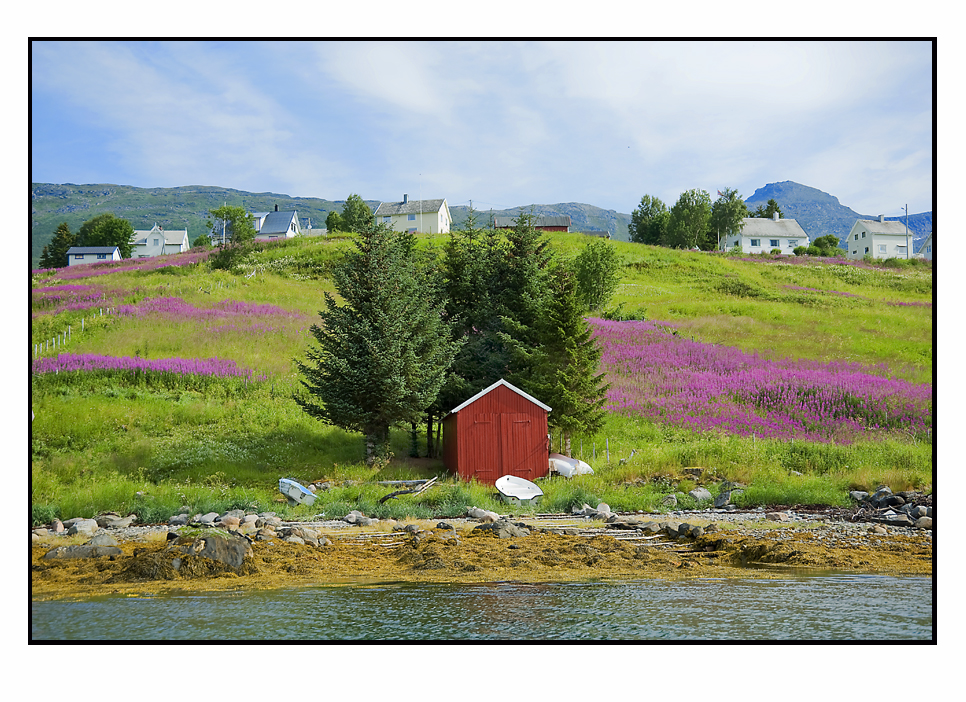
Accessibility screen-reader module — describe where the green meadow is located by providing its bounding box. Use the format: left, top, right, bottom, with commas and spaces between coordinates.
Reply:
30, 234, 933, 525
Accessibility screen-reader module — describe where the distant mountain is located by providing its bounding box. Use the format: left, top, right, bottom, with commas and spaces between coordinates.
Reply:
29, 183, 629, 269
744, 181, 932, 249
30, 183, 373, 269
30, 181, 931, 269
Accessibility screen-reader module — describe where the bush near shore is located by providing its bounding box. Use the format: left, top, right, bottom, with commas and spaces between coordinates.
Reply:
30, 234, 932, 525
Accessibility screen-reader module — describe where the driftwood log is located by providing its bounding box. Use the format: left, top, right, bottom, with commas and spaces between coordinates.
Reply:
378, 476, 438, 504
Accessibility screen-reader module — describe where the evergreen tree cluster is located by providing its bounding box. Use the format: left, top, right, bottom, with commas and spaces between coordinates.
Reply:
38, 214, 136, 269
296, 210, 614, 464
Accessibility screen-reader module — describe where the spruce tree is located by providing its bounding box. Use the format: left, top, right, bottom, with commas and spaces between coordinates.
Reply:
520, 264, 609, 455
295, 222, 461, 464
39, 222, 76, 269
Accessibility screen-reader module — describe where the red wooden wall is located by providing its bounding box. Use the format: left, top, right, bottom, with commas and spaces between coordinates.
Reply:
442, 380, 550, 484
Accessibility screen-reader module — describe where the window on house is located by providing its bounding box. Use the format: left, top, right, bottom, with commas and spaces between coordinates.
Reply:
865, 247, 869, 254
770, 239, 779, 248
854, 233, 859, 240
153, 238, 160, 246
97, 254, 107, 259
896, 246, 907, 254
74, 254, 83, 259
788, 239, 798, 247
750, 239, 760, 247
408, 214, 416, 221
861, 232, 866, 238
408, 228, 417, 234
383, 216, 391, 223
878, 245, 887, 253
927, 245, 932, 254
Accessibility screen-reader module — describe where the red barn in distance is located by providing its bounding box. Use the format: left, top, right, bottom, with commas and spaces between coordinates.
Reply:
442, 379, 552, 485
492, 215, 571, 232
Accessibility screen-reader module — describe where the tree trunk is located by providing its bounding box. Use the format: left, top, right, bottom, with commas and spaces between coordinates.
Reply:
426, 412, 435, 458
364, 424, 391, 465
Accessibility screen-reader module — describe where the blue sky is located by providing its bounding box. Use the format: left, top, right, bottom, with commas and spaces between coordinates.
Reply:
31, 40, 934, 216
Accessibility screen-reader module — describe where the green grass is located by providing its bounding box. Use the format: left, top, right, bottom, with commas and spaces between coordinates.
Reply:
30, 234, 933, 525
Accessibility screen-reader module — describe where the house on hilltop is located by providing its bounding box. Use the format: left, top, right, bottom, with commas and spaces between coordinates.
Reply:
66, 246, 121, 266
131, 224, 191, 258
374, 195, 451, 234
493, 215, 572, 232
720, 212, 810, 254
845, 216, 913, 260
254, 204, 301, 241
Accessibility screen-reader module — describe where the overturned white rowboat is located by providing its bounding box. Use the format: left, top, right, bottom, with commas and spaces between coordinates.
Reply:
495, 475, 544, 506
548, 453, 594, 478
279, 478, 317, 507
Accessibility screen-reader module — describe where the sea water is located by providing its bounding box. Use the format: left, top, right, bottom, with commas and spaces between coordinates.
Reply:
31, 573, 933, 641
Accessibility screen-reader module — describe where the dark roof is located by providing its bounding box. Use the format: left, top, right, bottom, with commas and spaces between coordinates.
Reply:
374, 199, 447, 216
259, 210, 298, 235
493, 215, 571, 228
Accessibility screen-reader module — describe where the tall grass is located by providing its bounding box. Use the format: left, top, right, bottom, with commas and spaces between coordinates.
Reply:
30, 236, 933, 524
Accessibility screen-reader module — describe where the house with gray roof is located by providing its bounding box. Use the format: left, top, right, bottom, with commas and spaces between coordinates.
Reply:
845, 216, 913, 260
254, 205, 301, 241
66, 246, 121, 266
131, 224, 190, 258
374, 195, 451, 235
916, 232, 933, 261
720, 213, 810, 254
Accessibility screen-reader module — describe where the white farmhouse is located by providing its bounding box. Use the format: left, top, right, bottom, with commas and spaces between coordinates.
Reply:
720, 212, 810, 254
916, 232, 933, 260
845, 216, 913, 260
131, 224, 191, 258
374, 195, 451, 235
66, 246, 121, 266
253, 204, 301, 241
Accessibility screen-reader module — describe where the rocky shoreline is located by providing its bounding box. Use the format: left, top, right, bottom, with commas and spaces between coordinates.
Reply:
31, 485, 933, 601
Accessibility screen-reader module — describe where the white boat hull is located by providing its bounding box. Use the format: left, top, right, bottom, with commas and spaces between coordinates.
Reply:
279, 478, 317, 506
495, 475, 544, 505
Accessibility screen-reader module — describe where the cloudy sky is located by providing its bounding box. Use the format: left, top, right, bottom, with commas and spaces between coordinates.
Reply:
31, 40, 934, 216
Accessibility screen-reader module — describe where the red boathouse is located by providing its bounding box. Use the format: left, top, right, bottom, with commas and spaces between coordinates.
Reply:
442, 379, 552, 485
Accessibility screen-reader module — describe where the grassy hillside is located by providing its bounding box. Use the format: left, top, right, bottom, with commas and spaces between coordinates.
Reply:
30, 233, 933, 524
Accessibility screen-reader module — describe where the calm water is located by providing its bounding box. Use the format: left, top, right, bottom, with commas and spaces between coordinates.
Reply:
32, 573, 933, 641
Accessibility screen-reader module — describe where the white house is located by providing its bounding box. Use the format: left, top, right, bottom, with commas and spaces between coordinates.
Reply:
66, 246, 121, 266
916, 232, 933, 260
131, 224, 191, 258
720, 213, 810, 254
374, 195, 451, 235
254, 204, 301, 241
845, 216, 914, 260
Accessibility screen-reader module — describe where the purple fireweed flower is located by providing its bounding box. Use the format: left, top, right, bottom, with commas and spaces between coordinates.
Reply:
32, 353, 265, 380
116, 296, 301, 320
589, 318, 932, 444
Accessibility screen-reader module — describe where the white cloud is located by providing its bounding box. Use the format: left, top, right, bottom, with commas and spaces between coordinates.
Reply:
31, 40, 933, 215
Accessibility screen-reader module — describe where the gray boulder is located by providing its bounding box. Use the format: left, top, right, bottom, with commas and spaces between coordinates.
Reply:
713, 491, 732, 508
849, 491, 869, 502
184, 534, 253, 568
473, 519, 530, 538
169, 513, 190, 526
106, 515, 137, 529
88, 532, 118, 547
94, 512, 122, 527
915, 516, 933, 530
661, 494, 677, 508
67, 519, 99, 537
688, 487, 712, 503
